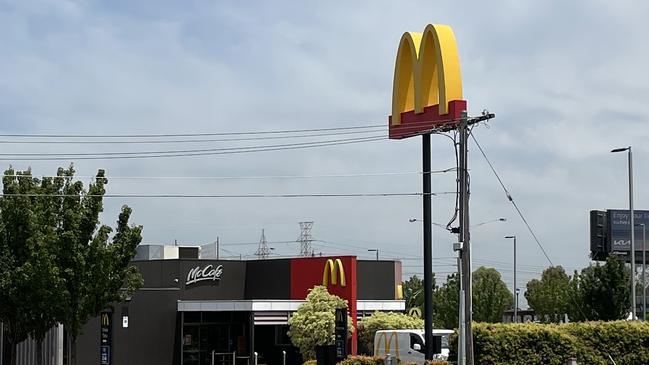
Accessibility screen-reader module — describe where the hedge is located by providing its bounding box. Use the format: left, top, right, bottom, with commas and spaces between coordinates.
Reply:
333, 356, 451, 365
448, 321, 649, 365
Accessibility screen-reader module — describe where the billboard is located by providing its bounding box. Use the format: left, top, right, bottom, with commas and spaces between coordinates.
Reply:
388, 24, 466, 139
607, 209, 649, 252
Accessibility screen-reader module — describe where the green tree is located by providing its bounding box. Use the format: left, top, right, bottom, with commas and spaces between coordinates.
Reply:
0, 167, 143, 365
287, 286, 353, 360
569, 256, 629, 321
403, 274, 435, 314
525, 266, 571, 323
433, 273, 460, 329
472, 267, 513, 323
357, 311, 423, 353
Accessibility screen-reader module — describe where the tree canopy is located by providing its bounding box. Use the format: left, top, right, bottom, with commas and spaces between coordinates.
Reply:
525, 266, 571, 323
472, 267, 513, 323
0, 166, 143, 365
568, 256, 629, 321
433, 273, 460, 329
287, 286, 353, 360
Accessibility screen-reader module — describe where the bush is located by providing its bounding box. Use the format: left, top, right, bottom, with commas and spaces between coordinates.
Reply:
357, 312, 423, 353
337, 355, 385, 365
303, 361, 317, 365
448, 321, 649, 365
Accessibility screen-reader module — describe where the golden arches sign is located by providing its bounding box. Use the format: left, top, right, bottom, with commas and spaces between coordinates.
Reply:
389, 24, 465, 139
322, 258, 346, 287
375, 332, 400, 357
408, 307, 422, 318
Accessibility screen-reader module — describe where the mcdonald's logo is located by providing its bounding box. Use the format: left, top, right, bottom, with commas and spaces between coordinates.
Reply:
101, 313, 110, 327
408, 307, 422, 318
375, 332, 400, 357
389, 24, 466, 139
322, 258, 346, 287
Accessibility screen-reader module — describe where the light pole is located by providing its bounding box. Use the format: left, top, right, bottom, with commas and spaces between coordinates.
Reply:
612, 146, 636, 320
368, 249, 379, 261
505, 235, 517, 323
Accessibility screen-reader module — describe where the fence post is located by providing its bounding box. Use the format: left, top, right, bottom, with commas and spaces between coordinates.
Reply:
282, 350, 286, 365
232, 351, 236, 365
211, 350, 215, 365
254, 352, 258, 365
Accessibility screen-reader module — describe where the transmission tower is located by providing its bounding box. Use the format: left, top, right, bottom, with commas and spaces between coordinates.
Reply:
255, 229, 271, 259
298, 221, 314, 257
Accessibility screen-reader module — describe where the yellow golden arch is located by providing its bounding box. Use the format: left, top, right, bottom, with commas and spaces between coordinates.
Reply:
375, 332, 400, 357
322, 258, 346, 287
408, 307, 422, 318
391, 24, 463, 125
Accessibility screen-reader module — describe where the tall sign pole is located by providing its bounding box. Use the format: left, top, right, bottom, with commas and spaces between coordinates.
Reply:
422, 133, 434, 359
388, 23, 468, 361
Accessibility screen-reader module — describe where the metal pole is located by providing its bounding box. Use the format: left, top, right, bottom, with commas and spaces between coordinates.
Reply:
422, 133, 435, 360
629, 147, 636, 320
376, 250, 379, 261
212, 350, 215, 365
254, 352, 258, 365
282, 350, 286, 365
513, 236, 517, 323
232, 351, 236, 365
459, 111, 473, 364
458, 253, 465, 365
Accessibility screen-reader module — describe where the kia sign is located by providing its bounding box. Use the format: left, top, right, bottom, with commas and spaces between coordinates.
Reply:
608, 210, 649, 252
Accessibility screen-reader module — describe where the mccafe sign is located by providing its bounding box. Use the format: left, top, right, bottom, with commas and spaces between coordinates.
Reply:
186, 264, 223, 286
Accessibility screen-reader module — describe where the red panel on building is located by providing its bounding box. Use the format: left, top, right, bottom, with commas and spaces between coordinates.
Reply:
290, 256, 358, 354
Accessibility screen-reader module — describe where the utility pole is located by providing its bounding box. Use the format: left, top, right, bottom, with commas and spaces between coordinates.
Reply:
458, 111, 474, 365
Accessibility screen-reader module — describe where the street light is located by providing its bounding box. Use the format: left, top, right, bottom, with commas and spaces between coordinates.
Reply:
368, 249, 379, 261
612, 146, 636, 320
505, 235, 517, 323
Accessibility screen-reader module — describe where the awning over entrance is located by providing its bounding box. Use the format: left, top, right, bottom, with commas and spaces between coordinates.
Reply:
177, 299, 405, 325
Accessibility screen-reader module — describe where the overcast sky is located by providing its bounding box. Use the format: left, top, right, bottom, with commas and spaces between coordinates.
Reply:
1, 0, 648, 298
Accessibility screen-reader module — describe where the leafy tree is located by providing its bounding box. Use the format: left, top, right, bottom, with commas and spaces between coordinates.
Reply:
287, 286, 353, 360
403, 274, 435, 314
472, 267, 513, 323
569, 256, 629, 321
0, 167, 143, 365
433, 273, 460, 329
357, 311, 423, 353
525, 266, 571, 323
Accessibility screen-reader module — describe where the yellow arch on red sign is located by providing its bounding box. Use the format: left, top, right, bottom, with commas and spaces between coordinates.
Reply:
391, 24, 463, 125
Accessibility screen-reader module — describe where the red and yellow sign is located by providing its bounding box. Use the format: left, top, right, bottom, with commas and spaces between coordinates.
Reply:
389, 24, 466, 139
322, 258, 346, 287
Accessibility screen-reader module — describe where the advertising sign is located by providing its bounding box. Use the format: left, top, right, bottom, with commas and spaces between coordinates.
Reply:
607, 210, 649, 252
100, 312, 111, 365
389, 24, 466, 139
334, 308, 348, 360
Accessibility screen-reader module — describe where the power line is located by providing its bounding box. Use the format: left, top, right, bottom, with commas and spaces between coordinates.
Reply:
0, 129, 385, 144
0, 191, 454, 199
1, 168, 456, 181
470, 132, 554, 265
0, 124, 385, 138
0, 135, 385, 160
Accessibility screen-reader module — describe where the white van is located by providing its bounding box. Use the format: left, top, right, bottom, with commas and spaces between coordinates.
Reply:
373, 329, 453, 364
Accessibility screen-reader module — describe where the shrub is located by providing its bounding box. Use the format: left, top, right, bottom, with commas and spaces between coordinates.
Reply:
448, 321, 649, 365
303, 361, 317, 365
337, 355, 384, 365
357, 312, 423, 353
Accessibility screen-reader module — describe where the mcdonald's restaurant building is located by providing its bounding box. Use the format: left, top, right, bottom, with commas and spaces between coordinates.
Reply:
67, 250, 404, 365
